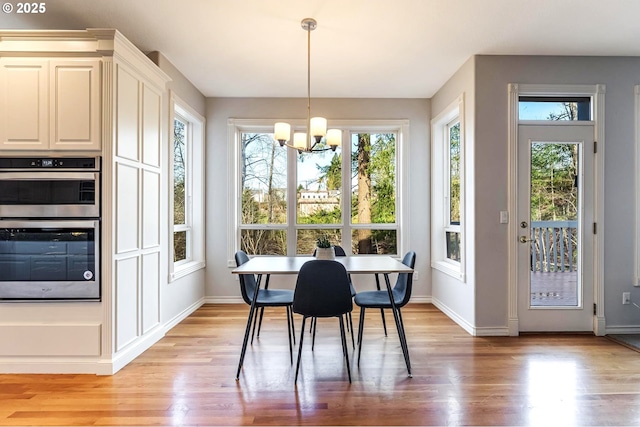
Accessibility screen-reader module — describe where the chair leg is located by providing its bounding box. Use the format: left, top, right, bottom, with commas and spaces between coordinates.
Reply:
289, 305, 296, 345
395, 308, 411, 375
312, 316, 317, 351
380, 309, 388, 336
256, 306, 266, 338
357, 307, 366, 365
374, 274, 388, 336
250, 306, 260, 344
286, 306, 293, 364
347, 312, 355, 349
339, 316, 352, 383
295, 317, 307, 383
236, 302, 257, 380
390, 306, 411, 376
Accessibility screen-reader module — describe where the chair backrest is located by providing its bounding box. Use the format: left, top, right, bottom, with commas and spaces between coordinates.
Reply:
293, 260, 353, 318
393, 251, 417, 308
234, 250, 257, 306
333, 245, 347, 257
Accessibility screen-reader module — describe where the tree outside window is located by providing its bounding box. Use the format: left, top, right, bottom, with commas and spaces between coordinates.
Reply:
174, 117, 188, 262
238, 125, 401, 256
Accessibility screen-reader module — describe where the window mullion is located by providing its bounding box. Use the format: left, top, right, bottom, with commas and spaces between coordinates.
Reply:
341, 129, 350, 250
286, 145, 298, 256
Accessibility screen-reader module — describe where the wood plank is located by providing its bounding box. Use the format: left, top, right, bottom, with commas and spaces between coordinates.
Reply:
1, 303, 640, 426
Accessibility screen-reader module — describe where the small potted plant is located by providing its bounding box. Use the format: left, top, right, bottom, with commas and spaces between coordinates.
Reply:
315, 235, 335, 260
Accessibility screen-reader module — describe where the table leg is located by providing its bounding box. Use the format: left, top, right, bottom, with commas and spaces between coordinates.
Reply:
383, 273, 412, 377
236, 273, 262, 380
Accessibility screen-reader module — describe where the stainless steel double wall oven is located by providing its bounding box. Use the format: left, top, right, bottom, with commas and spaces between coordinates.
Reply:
0, 157, 101, 301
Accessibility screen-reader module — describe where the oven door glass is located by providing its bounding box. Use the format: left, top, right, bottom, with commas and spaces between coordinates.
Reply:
0, 172, 99, 218
0, 220, 100, 301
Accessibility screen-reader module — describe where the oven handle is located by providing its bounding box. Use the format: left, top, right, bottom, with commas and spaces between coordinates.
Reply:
0, 219, 99, 228
0, 172, 98, 181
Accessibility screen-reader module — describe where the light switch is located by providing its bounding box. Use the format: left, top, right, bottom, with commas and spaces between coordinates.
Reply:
500, 211, 509, 224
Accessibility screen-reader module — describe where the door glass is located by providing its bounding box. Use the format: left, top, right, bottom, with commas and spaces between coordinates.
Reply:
529, 142, 579, 307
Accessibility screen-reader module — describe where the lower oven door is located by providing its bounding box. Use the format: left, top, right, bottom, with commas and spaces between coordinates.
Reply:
0, 220, 100, 301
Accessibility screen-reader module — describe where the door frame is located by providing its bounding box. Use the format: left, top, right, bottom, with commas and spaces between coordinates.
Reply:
507, 83, 606, 336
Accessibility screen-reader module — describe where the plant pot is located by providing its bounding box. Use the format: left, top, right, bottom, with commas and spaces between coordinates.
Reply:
315, 247, 335, 260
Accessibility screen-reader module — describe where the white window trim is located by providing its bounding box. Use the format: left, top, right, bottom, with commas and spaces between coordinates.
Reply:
226, 118, 410, 265
169, 92, 206, 281
431, 94, 466, 281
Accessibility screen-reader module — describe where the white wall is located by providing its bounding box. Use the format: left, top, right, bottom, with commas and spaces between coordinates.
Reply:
205, 97, 431, 301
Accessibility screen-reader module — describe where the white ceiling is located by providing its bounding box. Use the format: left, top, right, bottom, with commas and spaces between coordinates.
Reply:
4, 0, 640, 98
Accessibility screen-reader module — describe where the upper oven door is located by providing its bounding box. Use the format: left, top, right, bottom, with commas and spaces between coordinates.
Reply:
0, 171, 99, 218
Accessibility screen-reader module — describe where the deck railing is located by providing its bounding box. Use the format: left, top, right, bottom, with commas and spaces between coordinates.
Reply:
530, 220, 578, 272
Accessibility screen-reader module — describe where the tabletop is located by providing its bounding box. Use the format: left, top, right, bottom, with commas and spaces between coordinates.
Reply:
231, 255, 413, 275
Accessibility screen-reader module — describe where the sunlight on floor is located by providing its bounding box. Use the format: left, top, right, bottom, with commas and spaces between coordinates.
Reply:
527, 359, 577, 426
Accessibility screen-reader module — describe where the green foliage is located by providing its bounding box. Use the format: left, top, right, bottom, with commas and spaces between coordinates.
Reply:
316, 153, 342, 190
298, 206, 341, 224
316, 235, 331, 248
530, 142, 578, 221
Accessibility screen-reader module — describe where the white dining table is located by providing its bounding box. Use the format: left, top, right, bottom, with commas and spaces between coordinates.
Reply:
232, 255, 414, 377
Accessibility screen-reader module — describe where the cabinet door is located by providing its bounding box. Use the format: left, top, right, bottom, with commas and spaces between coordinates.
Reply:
0, 59, 49, 150
50, 59, 101, 150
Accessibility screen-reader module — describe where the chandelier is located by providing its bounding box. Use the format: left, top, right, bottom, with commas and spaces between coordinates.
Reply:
274, 18, 341, 153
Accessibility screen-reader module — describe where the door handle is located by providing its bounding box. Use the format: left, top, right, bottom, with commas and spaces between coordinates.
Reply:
519, 236, 532, 243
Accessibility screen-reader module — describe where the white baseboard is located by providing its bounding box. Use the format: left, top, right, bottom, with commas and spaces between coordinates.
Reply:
605, 325, 640, 334
0, 298, 206, 375
206, 296, 433, 305
205, 296, 244, 304
0, 358, 106, 374
409, 296, 432, 304
163, 297, 206, 332
431, 297, 476, 335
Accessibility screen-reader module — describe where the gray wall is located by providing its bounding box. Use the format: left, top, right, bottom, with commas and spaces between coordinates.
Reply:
430, 57, 478, 332
148, 51, 207, 323
205, 97, 431, 299
148, 51, 206, 117
474, 55, 640, 330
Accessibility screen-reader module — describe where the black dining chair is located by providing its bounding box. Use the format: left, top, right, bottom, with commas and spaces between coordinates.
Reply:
293, 259, 354, 383
234, 250, 295, 379
310, 245, 356, 348
354, 251, 416, 366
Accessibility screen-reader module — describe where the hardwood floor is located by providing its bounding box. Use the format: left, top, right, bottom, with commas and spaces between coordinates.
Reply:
2, 303, 640, 426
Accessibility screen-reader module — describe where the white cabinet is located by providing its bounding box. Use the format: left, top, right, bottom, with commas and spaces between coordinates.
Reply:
0, 58, 101, 151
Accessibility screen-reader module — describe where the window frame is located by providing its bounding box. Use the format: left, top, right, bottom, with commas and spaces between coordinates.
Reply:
431, 94, 466, 280
169, 92, 206, 281
228, 119, 410, 262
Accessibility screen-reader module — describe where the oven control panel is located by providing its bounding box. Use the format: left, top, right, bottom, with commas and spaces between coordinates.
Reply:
0, 157, 98, 170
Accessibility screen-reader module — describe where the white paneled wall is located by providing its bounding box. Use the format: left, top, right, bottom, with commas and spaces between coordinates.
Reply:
112, 58, 165, 356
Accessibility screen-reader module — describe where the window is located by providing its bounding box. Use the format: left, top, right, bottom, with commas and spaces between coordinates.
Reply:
173, 115, 189, 262
446, 121, 461, 262
519, 96, 591, 121
431, 95, 465, 279
231, 119, 408, 258
170, 94, 205, 280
